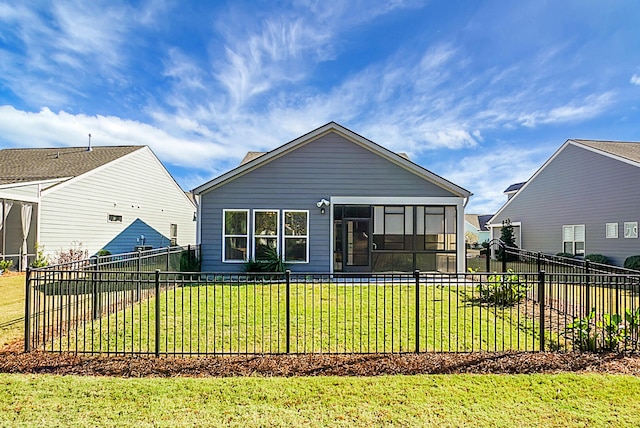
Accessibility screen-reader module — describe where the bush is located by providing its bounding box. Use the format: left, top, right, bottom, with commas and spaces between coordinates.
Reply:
555, 252, 575, 258
96, 249, 111, 257
476, 269, 528, 306
585, 254, 609, 264
245, 247, 286, 273
30, 242, 49, 268
0, 260, 13, 273
624, 255, 640, 270
179, 248, 201, 272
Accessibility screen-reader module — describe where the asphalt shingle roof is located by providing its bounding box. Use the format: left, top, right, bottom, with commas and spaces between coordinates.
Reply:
572, 139, 640, 164
0, 146, 143, 185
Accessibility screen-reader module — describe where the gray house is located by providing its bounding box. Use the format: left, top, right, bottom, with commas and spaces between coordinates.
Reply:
0, 146, 196, 268
488, 139, 640, 266
193, 122, 472, 273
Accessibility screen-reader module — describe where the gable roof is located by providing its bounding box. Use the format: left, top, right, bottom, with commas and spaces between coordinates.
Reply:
0, 146, 143, 185
504, 182, 526, 193
488, 138, 640, 226
194, 122, 472, 198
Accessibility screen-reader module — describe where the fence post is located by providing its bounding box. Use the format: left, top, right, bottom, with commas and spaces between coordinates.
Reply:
585, 260, 591, 314
501, 244, 507, 273
538, 270, 546, 351
285, 269, 291, 354
24, 267, 32, 352
414, 269, 420, 353
91, 257, 100, 320
537, 252, 542, 273
155, 269, 161, 357
166, 247, 170, 271
136, 250, 142, 302
485, 250, 490, 272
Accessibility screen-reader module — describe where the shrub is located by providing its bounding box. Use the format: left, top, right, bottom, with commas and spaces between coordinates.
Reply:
54, 241, 88, 265
624, 255, 640, 271
30, 242, 49, 268
96, 249, 111, 257
179, 248, 201, 272
245, 247, 286, 273
556, 252, 575, 258
585, 254, 609, 264
476, 269, 528, 306
0, 260, 13, 273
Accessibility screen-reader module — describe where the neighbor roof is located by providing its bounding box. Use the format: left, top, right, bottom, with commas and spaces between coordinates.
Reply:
504, 182, 526, 193
0, 146, 143, 185
572, 139, 640, 164
194, 121, 472, 198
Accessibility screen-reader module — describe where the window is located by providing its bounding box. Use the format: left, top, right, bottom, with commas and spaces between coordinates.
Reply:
417, 206, 456, 251
223, 210, 249, 262
624, 222, 638, 239
606, 223, 618, 239
253, 210, 279, 261
563, 225, 585, 255
373, 206, 413, 250
108, 214, 122, 223
283, 210, 308, 262
170, 224, 178, 246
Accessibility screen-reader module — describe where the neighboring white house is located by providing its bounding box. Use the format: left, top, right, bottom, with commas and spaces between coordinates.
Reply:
0, 145, 196, 269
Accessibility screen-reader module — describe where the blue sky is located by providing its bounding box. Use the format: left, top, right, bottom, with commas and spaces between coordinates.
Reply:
1, 1, 640, 213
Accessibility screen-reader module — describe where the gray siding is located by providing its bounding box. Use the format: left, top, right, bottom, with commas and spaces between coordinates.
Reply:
200, 132, 459, 272
491, 143, 640, 266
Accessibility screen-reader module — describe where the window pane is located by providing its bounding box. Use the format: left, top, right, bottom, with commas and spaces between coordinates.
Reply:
575, 242, 585, 255
385, 213, 404, 234
574, 225, 585, 241
285, 238, 307, 262
345, 206, 370, 218
225, 211, 247, 235
225, 237, 247, 261
372, 253, 413, 272
255, 211, 278, 235
255, 237, 277, 260
563, 226, 573, 242
445, 207, 456, 234
285, 211, 307, 236
563, 242, 573, 254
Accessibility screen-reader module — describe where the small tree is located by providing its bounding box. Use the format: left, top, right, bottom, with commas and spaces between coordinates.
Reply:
497, 219, 518, 262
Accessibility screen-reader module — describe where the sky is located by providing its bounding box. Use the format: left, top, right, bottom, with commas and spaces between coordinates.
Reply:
1, 1, 640, 214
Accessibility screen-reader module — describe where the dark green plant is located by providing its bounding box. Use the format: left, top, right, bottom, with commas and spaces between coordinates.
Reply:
0, 260, 13, 273
179, 248, 201, 272
477, 269, 527, 306
96, 249, 111, 257
585, 254, 609, 264
564, 309, 599, 351
30, 242, 49, 268
555, 252, 575, 258
623, 255, 640, 270
497, 219, 518, 262
244, 247, 286, 273
598, 313, 625, 350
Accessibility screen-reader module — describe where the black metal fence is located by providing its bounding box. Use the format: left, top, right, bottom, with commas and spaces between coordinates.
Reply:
25, 268, 640, 355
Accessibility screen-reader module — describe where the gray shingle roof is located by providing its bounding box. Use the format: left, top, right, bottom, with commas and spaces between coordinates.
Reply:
0, 146, 143, 185
572, 139, 640, 163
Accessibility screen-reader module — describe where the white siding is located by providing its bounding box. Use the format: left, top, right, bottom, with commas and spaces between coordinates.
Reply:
39, 148, 196, 257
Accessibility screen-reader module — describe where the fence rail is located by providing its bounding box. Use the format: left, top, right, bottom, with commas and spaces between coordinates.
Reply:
25, 268, 640, 355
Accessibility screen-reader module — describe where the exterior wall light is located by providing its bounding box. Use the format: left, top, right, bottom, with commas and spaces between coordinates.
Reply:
316, 198, 330, 214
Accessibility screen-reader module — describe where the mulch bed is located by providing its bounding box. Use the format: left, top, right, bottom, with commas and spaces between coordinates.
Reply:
1, 340, 639, 377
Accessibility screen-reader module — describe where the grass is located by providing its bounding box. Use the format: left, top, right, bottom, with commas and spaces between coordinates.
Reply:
48, 282, 543, 354
1, 373, 639, 427
0, 273, 25, 347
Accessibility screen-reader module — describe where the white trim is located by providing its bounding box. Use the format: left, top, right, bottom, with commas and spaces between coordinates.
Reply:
282, 210, 309, 263
562, 224, 585, 255
0, 178, 67, 190
0, 193, 39, 203
222, 209, 249, 263
624, 221, 638, 239
606, 222, 618, 239
252, 209, 280, 261
193, 122, 472, 198
330, 196, 464, 205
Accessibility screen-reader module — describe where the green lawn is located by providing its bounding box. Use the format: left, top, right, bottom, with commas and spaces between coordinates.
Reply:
47, 282, 544, 354
0, 274, 25, 348
1, 373, 639, 427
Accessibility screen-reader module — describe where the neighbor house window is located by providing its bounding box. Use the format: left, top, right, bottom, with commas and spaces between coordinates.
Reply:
563, 225, 585, 255
253, 210, 279, 261
108, 214, 122, 223
624, 222, 638, 239
170, 224, 178, 246
606, 223, 618, 239
283, 210, 308, 262
223, 210, 249, 262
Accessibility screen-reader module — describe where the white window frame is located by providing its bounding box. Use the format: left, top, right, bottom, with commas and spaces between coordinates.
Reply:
283, 210, 309, 263
170, 223, 178, 246
222, 209, 249, 263
624, 222, 638, 239
562, 224, 585, 255
253, 210, 280, 261
606, 222, 618, 239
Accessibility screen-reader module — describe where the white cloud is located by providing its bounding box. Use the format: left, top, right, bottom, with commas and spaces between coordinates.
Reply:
631, 74, 640, 86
